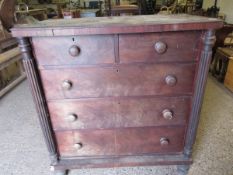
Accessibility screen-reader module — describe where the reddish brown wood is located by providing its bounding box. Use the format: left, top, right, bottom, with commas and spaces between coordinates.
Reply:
184, 30, 217, 158
55, 126, 185, 157
40, 63, 196, 100
49, 98, 116, 130
32, 35, 115, 66
48, 96, 190, 130
12, 15, 223, 175
55, 130, 115, 157
11, 15, 223, 37
53, 154, 192, 170
0, 0, 16, 30
17, 38, 59, 165
110, 4, 141, 16
119, 31, 202, 63
116, 126, 185, 155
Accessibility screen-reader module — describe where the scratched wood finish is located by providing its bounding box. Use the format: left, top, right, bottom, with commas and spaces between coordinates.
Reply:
48, 96, 190, 130
12, 15, 223, 175
119, 31, 202, 63
55, 154, 192, 169
11, 15, 223, 37
17, 38, 59, 165
116, 126, 185, 155
32, 35, 115, 66
40, 63, 196, 100
56, 129, 115, 157
56, 126, 185, 157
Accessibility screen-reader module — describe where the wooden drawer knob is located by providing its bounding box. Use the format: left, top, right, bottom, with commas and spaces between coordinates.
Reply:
69, 45, 80, 57
154, 41, 167, 54
160, 137, 169, 146
74, 142, 83, 150
62, 80, 72, 90
165, 75, 177, 86
66, 114, 78, 122
162, 109, 173, 120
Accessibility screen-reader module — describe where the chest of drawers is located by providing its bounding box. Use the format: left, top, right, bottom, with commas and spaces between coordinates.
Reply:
12, 15, 223, 175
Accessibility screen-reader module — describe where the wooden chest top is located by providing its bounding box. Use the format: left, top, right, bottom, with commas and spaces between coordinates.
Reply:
11, 14, 223, 37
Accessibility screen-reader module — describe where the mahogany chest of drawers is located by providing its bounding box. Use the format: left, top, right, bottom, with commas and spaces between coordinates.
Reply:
12, 15, 223, 175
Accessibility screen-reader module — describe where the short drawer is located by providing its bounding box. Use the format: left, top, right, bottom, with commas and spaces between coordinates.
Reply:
119, 31, 202, 63
32, 35, 115, 66
56, 126, 185, 157
48, 97, 190, 130
40, 63, 196, 100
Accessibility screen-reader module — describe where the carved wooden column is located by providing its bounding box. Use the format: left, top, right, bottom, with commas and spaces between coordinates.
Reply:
184, 30, 216, 156
17, 37, 58, 165
176, 30, 216, 175
177, 30, 216, 175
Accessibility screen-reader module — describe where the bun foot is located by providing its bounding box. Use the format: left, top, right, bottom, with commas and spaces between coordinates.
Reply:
177, 165, 190, 175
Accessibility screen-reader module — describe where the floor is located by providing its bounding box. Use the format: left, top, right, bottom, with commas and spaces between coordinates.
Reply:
0, 76, 233, 175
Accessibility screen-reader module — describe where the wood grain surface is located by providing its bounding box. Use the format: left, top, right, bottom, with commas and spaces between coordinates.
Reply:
32, 35, 115, 66
119, 31, 202, 63
11, 15, 223, 37
40, 63, 196, 100
55, 126, 185, 157
48, 96, 190, 130
13, 12, 224, 173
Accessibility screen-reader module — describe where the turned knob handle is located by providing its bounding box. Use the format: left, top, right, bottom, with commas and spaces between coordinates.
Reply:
162, 109, 173, 120
165, 75, 177, 86
154, 41, 167, 54
65, 113, 78, 122
69, 45, 80, 57
160, 137, 169, 146
62, 80, 72, 90
74, 142, 83, 150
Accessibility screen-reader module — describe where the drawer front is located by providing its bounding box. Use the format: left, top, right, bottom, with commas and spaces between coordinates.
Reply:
56, 129, 115, 157
119, 31, 202, 63
32, 35, 115, 66
49, 97, 190, 130
40, 63, 196, 100
116, 126, 185, 155
56, 126, 185, 157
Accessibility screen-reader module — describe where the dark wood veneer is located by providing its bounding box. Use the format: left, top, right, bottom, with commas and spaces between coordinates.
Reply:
55, 154, 192, 170
17, 37, 58, 165
119, 31, 202, 63
40, 63, 196, 100
11, 15, 223, 37
32, 35, 115, 66
56, 126, 185, 157
12, 15, 223, 175
184, 30, 216, 157
48, 96, 190, 130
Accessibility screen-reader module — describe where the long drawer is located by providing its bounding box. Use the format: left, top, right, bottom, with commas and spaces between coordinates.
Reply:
40, 63, 196, 100
48, 97, 190, 130
119, 31, 202, 63
32, 35, 115, 66
55, 126, 185, 157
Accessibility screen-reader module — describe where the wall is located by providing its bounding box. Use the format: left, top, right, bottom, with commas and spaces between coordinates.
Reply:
203, 0, 233, 24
